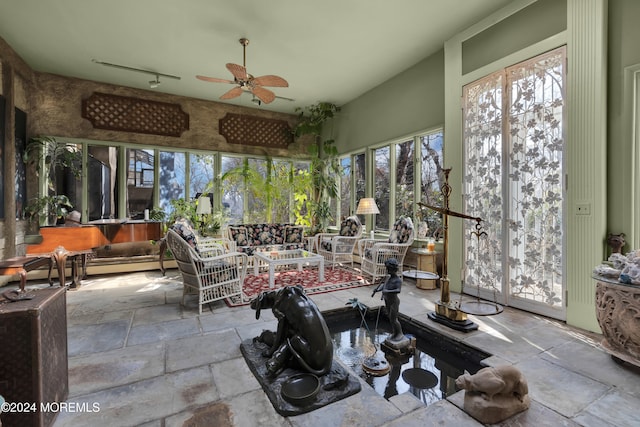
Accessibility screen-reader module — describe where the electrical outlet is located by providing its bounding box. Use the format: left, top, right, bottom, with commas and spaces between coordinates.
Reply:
575, 203, 591, 215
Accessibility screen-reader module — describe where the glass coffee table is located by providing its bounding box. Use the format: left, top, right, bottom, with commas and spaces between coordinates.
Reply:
253, 249, 325, 288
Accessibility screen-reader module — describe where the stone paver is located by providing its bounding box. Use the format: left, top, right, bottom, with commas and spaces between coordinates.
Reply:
126, 317, 200, 346
573, 389, 640, 427
165, 329, 243, 372
54, 366, 218, 427
68, 341, 166, 397
67, 319, 130, 357
516, 357, 611, 418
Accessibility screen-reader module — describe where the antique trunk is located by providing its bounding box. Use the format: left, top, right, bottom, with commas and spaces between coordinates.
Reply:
0, 286, 68, 427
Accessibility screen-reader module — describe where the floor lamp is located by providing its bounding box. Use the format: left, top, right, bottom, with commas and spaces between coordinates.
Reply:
356, 198, 380, 239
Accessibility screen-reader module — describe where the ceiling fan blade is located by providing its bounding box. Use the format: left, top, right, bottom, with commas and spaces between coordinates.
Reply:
196, 75, 234, 84
251, 86, 276, 104
220, 86, 244, 100
275, 95, 295, 102
226, 63, 247, 81
253, 75, 289, 87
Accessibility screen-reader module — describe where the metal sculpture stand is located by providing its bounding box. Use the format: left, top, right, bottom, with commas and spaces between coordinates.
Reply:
419, 168, 501, 332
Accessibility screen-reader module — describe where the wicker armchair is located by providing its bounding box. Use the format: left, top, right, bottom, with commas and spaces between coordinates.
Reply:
166, 229, 247, 314
358, 216, 415, 283
315, 215, 363, 269
197, 236, 236, 256
159, 218, 236, 275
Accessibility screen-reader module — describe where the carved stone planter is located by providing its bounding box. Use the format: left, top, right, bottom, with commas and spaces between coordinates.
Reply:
594, 275, 640, 368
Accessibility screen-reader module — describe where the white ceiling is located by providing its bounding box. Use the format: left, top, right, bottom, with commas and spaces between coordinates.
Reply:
0, 0, 513, 114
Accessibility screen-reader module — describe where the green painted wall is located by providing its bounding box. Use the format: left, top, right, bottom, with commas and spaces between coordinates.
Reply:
462, 0, 566, 74
607, 0, 640, 250
333, 49, 444, 153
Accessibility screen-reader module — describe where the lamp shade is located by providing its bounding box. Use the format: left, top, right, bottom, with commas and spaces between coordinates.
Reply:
196, 196, 212, 215
356, 198, 380, 215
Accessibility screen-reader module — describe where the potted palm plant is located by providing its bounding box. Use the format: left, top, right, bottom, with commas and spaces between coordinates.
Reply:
23, 136, 81, 227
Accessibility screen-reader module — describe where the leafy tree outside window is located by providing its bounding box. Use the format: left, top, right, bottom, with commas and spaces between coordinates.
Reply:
159, 151, 186, 216
374, 146, 390, 231
419, 131, 445, 236
189, 153, 215, 199
395, 140, 414, 221
339, 156, 352, 220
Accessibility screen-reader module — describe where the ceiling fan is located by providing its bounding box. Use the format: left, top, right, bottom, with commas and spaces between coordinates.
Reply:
196, 38, 289, 104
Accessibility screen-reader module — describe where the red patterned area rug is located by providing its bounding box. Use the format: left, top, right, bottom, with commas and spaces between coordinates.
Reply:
226, 267, 369, 307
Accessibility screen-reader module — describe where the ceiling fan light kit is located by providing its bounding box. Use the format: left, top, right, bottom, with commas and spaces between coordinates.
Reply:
196, 38, 289, 104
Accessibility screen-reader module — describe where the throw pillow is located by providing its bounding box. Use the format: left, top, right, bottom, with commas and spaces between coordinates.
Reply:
285, 226, 304, 244
170, 218, 198, 252
229, 226, 248, 246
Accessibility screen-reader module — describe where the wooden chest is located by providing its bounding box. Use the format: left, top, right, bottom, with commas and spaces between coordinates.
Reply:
0, 287, 68, 427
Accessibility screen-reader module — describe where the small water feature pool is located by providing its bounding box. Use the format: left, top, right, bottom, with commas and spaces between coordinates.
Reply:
323, 306, 490, 406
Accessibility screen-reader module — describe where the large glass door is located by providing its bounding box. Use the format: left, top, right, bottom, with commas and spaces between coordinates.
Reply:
462, 46, 566, 319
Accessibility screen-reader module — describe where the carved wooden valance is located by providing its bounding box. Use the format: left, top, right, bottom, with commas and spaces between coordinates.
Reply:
219, 113, 293, 148
82, 92, 189, 137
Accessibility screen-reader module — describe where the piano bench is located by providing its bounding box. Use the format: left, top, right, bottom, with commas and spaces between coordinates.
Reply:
0, 256, 52, 292
28, 248, 94, 289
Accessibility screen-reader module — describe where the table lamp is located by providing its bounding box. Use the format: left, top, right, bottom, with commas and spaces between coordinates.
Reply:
196, 195, 212, 234
356, 198, 380, 239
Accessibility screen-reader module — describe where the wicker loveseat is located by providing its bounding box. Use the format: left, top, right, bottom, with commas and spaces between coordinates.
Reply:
225, 223, 306, 258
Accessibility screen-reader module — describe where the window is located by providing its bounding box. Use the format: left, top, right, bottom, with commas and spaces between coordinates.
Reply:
127, 148, 154, 218
221, 156, 245, 223
159, 151, 186, 215
49, 136, 455, 234
14, 108, 27, 219
87, 145, 118, 220
189, 153, 215, 199
247, 158, 267, 222
374, 146, 390, 231
353, 153, 366, 202
219, 155, 311, 224
353, 152, 366, 227
45, 142, 308, 225
291, 161, 312, 226
339, 156, 352, 220
351, 130, 443, 238
419, 131, 444, 236
395, 140, 414, 221
270, 159, 295, 223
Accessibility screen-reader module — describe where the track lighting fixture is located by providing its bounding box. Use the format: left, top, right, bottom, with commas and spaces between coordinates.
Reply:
251, 96, 262, 106
92, 59, 181, 88
149, 75, 161, 89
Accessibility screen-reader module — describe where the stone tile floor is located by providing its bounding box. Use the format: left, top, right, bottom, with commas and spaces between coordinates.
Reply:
9, 268, 640, 426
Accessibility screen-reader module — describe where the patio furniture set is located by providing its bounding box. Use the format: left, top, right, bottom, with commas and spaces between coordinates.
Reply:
165, 215, 417, 314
